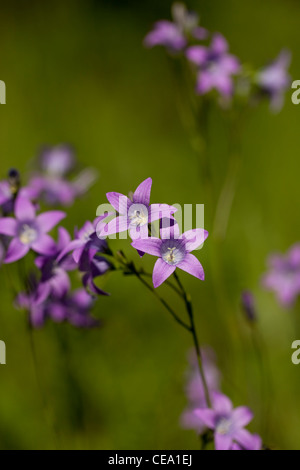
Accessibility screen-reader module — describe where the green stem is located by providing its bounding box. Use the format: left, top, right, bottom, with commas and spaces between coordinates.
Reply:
173, 271, 212, 408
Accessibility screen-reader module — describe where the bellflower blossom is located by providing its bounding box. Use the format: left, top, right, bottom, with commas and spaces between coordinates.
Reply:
193, 392, 262, 450
131, 220, 208, 288
256, 50, 291, 112
100, 178, 177, 241
58, 213, 110, 264
0, 195, 65, 263
27, 145, 97, 206
144, 2, 207, 52
186, 33, 240, 97
262, 243, 300, 308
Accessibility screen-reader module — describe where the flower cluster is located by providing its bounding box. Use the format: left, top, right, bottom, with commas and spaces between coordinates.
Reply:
145, 2, 291, 110
0, 146, 108, 328
99, 177, 208, 288
181, 348, 262, 450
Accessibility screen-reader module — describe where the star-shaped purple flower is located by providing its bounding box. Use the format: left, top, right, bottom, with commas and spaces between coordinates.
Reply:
100, 178, 177, 241
262, 243, 300, 308
194, 391, 261, 450
186, 33, 240, 97
131, 220, 208, 288
0, 195, 65, 263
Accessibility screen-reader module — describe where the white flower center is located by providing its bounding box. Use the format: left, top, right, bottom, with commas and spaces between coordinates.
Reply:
128, 204, 148, 228
216, 417, 232, 435
161, 241, 185, 266
19, 224, 38, 245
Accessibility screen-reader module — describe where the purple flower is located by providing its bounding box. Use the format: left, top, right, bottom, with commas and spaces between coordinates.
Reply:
39, 145, 75, 177
17, 284, 99, 329
186, 33, 240, 97
100, 178, 177, 241
194, 392, 261, 450
58, 214, 110, 264
35, 227, 77, 298
181, 347, 221, 434
27, 145, 97, 206
256, 50, 291, 111
79, 248, 111, 296
262, 244, 300, 308
144, 20, 187, 52
16, 277, 52, 328
0, 195, 65, 263
144, 3, 207, 52
131, 220, 208, 288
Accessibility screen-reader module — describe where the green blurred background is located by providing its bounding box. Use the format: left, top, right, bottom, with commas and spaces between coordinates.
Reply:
0, 0, 300, 450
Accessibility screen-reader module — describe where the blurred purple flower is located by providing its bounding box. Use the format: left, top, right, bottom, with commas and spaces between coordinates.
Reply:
256, 50, 291, 112
181, 347, 221, 434
0, 195, 65, 263
35, 227, 77, 298
131, 220, 208, 288
100, 178, 177, 241
193, 392, 261, 450
186, 33, 240, 97
144, 2, 207, 52
17, 284, 99, 329
27, 145, 97, 206
262, 244, 300, 308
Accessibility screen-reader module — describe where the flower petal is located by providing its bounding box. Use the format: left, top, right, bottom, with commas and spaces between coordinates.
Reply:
232, 407, 253, 429
193, 408, 216, 429
186, 45, 208, 66
5, 238, 30, 263
129, 223, 149, 241
211, 33, 228, 55
100, 216, 129, 236
31, 234, 56, 256
15, 196, 36, 221
106, 192, 131, 215
149, 204, 177, 223
177, 253, 205, 280
215, 433, 232, 451
212, 391, 233, 414
160, 218, 179, 240
234, 429, 262, 451
152, 258, 175, 288
131, 238, 162, 256
36, 211, 66, 233
180, 229, 208, 252
57, 227, 71, 251
133, 177, 152, 206
0, 217, 17, 236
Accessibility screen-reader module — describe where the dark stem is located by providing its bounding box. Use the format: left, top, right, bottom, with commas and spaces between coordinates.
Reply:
173, 271, 212, 408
